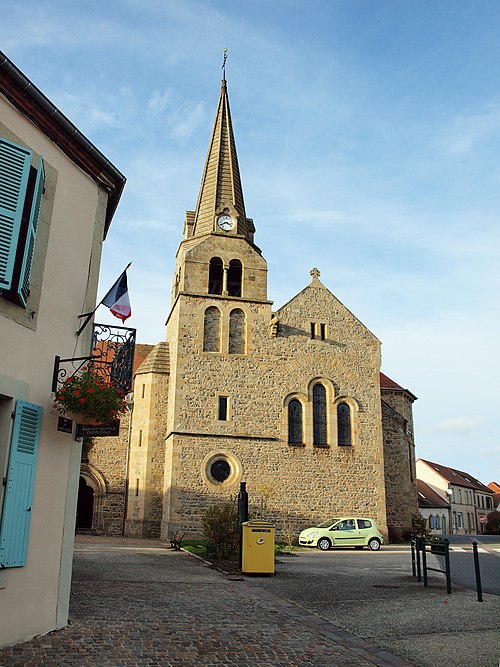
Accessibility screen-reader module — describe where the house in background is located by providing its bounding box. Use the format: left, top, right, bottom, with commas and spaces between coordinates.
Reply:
417, 479, 450, 534
0, 51, 125, 647
416, 459, 494, 535
487, 482, 500, 511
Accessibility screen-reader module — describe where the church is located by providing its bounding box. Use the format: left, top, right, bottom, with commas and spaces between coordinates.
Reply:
80, 76, 418, 543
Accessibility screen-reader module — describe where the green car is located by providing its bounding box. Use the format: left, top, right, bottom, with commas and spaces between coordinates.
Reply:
299, 517, 384, 551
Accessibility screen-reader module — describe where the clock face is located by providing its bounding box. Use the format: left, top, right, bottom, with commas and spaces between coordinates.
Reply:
217, 214, 234, 231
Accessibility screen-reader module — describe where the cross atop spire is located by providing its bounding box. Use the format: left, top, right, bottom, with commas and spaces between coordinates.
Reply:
222, 48, 228, 80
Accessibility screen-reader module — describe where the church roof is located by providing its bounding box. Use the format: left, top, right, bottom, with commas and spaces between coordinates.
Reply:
191, 79, 249, 238
380, 372, 418, 401
135, 341, 170, 375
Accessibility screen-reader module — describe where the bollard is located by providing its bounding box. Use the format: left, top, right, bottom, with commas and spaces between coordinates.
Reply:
472, 542, 483, 602
444, 539, 451, 595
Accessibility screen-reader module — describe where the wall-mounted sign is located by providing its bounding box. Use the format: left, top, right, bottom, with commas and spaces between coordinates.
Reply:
57, 416, 73, 434
75, 422, 120, 438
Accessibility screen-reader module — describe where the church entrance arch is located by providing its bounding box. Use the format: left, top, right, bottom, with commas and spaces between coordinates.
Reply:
77, 477, 94, 531
77, 463, 108, 533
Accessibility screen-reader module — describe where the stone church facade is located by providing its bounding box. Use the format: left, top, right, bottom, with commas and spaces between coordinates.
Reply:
80, 78, 418, 543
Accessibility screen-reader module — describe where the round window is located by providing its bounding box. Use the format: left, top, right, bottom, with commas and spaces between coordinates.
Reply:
210, 459, 231, 483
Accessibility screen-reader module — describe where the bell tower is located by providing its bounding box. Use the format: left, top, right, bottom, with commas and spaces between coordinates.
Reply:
170, 77, 268, 306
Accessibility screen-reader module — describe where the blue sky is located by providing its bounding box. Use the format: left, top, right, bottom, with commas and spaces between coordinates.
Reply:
4, 0, 499, 485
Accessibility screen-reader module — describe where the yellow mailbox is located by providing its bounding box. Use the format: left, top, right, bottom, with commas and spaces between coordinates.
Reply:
241, 521, 275, 575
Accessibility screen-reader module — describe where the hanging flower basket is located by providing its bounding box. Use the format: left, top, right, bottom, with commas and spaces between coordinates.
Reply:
52, 368, 127, 425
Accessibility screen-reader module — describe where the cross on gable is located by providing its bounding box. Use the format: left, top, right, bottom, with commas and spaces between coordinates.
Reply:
310, 267, 321, 280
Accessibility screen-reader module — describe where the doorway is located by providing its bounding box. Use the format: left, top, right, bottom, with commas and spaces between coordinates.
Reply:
76, 476, 94, 531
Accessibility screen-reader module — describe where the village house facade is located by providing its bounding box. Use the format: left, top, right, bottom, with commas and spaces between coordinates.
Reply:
417, 459, 494, 535
0, 51, 125, 647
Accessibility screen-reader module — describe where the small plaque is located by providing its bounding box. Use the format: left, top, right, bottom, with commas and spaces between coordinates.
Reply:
57, 416, 73, 434
75, 421, 120, 438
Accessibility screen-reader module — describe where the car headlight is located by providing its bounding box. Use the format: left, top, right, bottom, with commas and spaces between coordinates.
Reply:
308, 531, 319, 538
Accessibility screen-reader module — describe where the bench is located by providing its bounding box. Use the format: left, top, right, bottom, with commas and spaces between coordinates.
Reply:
169, 532, 185, 550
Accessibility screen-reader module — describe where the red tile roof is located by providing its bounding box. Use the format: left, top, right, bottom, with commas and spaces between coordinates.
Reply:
418, 459, 493, 492
380, 372, 418, 400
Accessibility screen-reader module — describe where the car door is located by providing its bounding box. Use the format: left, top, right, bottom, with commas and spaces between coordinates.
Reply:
331, 519, 362, 547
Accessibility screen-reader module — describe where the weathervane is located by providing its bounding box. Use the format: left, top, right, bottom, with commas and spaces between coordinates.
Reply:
222, 48, 228, 79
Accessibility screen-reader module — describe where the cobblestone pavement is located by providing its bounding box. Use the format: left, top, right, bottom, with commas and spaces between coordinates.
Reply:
0, 537, 414, 667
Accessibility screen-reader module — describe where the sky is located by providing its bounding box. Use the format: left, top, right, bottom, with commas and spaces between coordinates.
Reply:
3, 0, 499, 486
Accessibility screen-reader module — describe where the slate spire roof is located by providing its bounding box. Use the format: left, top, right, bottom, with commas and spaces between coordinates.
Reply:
192, 78, 251, 239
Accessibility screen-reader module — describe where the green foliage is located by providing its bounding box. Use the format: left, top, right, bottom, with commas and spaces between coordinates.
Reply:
52, 368, 126, 424
411, 513, 430, 539
485, 510, 500, 534
181, 539, 208, 557
202, 502, 239, 560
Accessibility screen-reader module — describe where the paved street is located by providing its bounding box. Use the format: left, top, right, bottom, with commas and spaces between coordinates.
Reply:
0, 536, 498, 667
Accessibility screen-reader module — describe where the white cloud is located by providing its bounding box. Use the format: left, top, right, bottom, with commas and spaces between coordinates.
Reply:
428, 417, 486, 434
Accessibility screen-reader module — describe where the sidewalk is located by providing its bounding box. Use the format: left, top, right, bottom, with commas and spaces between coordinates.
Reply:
0, 536, 497, 666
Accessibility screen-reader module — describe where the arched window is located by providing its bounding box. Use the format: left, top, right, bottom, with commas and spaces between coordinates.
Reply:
203, 306, 221, 352
337, 402, 352, 446
208, 257, 223, 295
229, 308, 246, 354
313, 383, 327, 447
288, 399, 303, 445
227, 259, 242, 297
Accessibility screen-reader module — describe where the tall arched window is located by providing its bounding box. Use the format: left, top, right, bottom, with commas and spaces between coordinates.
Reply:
313, 383, 327, 447
288, 399, 303, 445
229, 308, 246, 354
208, 257, 223, 295
203, 306, 221, 352
337, 402, 352, 446
227, 259, 242, 297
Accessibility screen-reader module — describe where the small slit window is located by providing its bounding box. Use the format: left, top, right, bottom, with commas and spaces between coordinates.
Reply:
218, 396, 228, 421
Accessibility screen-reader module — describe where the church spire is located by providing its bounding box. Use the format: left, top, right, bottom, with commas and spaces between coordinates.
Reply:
191, 76, 252, 240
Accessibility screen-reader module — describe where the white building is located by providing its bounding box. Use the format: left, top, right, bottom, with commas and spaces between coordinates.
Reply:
0, 51, 125, 647
416, 459, 494, 535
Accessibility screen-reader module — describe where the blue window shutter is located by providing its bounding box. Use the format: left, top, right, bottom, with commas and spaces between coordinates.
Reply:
0, 400, 42, 568
0, 138, 32, 289
17, 156, 44, 306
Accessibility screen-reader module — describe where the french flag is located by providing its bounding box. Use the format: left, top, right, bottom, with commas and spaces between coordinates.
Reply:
101, 265, 132, 323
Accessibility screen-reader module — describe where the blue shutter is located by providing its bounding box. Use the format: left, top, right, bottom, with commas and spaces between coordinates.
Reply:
0, 138, 32, 289
17, 156, 44, 306
0, 400, 42, 568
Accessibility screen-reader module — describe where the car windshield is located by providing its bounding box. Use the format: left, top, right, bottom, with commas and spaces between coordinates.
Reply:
316, 518, 339, 528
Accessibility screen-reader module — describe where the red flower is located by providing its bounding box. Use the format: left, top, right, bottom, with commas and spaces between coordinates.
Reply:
79, 398, 86, 404
73, 390, 80, 396
87, 388, 95, 393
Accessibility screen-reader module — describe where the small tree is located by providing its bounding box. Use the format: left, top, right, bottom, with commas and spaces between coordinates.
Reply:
411, 513, 430, 540
485, 510, 500, 535
202, 502, 239, 560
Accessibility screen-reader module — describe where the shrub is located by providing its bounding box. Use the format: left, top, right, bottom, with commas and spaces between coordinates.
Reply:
202, 502, 239, 560
411, 513, 430, 539
485, 510, 500, 535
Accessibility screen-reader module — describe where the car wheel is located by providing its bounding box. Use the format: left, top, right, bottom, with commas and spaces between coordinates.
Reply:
368, 538, 381, 551
317, 537, 331, 551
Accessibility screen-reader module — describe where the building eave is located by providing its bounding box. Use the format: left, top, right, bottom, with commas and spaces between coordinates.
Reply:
0, 51, 126, 237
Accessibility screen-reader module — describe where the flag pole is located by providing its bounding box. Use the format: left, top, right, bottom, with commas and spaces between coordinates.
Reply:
76, 263, 132, 336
